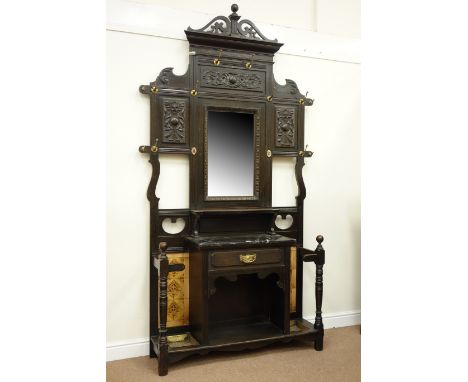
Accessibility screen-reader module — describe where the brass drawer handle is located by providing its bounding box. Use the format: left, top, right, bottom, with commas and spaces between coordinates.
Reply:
239, 253, 256, 264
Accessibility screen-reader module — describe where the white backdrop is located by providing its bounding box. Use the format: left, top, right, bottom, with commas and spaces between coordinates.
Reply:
107, 0, 360, 359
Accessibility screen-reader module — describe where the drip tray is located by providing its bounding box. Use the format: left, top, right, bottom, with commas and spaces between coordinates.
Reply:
290, 319, 310, 333
167, 333, 200, 349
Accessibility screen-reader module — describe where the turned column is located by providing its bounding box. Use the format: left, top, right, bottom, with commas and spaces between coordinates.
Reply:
157, 242, 169, 376
313, 235, 325, 350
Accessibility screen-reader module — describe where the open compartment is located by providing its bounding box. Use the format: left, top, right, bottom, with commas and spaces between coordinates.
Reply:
208, 272, 287, 345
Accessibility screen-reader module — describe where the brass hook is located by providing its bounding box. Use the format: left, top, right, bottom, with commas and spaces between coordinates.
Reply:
299, 144, 309, 157
213, 50, 222, 65
299, 91, 309, 105
191, 81, 199, 96
245, 54, 254, 69
151, 138, 159, 153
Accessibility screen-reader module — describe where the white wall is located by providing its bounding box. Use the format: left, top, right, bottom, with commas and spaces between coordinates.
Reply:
107, 0, 360, 358
134, 0, 317, 31
317, 0, 361, 38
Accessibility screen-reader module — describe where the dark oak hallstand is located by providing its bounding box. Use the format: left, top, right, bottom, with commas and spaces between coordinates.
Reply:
138, 5, 326, 376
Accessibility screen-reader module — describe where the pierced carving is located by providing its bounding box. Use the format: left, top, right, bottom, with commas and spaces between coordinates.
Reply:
237, 19, 272, 41
187, 5, 277, 43
276, 107, 296, 147
188, 16, 231, 35
201, 69, 263, 90
163, 100, 186, 144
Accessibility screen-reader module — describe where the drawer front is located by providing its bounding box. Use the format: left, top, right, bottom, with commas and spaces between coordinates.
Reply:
210, 248, 283, 268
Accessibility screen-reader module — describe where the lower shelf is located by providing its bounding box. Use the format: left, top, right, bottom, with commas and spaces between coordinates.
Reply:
151, 318, 319, 362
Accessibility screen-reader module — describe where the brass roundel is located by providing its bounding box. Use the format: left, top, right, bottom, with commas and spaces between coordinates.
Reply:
266, 95, 273, 102
213, 58, 220, 65
266, 149, 272, 158
150, 86, 159, 94
298, 150, 304, 157
151, 145, 158, 153
245, 62, 252, 69
191, 89, 198, 96
299, 98, 305, 105
191, 147, 197, 155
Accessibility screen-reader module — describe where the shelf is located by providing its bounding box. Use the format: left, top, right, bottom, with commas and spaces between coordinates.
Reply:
190, 207, 280, 215
209, 321, 283, 346
185, 232, 296, 249
151, 318, 318, 357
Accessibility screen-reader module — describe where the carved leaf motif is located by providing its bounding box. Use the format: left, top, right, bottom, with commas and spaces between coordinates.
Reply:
163, 100, 186, 144
202, 70, 262, 90
276, 107, 296, 147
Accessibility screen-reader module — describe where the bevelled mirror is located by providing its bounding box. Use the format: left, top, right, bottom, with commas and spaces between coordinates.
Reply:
206, 110, 255, 199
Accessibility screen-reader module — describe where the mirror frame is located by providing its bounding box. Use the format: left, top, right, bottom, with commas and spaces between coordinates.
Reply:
190, 97, 268, 209
204, 106, 259, 201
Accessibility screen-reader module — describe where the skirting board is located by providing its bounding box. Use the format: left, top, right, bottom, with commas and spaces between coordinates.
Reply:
106, 310, 360, 362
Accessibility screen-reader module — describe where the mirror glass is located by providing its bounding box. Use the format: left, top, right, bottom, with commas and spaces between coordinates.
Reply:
207, 111, 254, 197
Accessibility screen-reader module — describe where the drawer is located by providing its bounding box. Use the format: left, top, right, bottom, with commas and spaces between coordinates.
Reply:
210, 248, 283, 268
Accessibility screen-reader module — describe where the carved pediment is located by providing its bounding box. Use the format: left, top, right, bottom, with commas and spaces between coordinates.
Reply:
185, 4, 283, 53
187, 4, 277, 42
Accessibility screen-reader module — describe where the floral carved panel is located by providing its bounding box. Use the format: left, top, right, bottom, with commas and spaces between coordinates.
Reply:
275, 106, 296, 148
200, 67, 265, 92
162, 99, 187, 144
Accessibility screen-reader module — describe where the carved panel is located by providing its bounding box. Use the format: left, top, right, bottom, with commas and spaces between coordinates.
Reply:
200, 67, 265, 92
162, 99, 186, 144
290, 246, 297, 313
275, 106, 296, 148
158, 253, 189, 327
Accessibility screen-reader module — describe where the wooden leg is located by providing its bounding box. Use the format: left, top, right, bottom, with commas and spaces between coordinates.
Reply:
314, 260, 324, 352
314, 263, 324, 330
314, 334, 324, 351
158, 242, 169, 376
158, 344, 168, 376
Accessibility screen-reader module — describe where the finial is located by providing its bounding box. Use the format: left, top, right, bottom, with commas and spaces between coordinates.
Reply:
316, 235, 324, 244
229, 4, 240, 21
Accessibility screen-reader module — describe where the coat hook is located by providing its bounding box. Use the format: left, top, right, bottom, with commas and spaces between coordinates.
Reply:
151, 138, 159, 153
191, 81, 199, 96
213, 50, 223, 65
299, 91, 309, 105
245, 54, 254, 69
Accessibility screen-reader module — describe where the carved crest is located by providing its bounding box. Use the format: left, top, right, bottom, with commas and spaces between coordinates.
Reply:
187, 4, 277, 43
